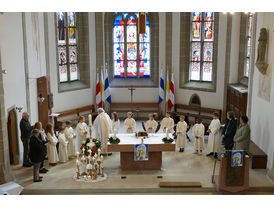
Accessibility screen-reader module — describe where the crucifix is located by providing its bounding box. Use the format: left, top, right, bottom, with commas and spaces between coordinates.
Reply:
128, 86, 136, 103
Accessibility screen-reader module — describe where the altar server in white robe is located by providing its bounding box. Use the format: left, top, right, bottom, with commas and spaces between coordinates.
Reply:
58, 127, 69, 163
45, 123, 59, 166
161, 112, 174, 133
111, 112, 120, 133
192, 118, 205, 154
65, 121, 76, 158
176, 115, 188, 152
124, 112, 136, 133
76, 116, 88, 148
94, 108, 112, 154
145, 114, 158, 133
206, 112, 221, 158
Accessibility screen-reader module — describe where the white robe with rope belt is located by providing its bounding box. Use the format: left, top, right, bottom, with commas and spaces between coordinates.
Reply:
65, 126, 76, 157
192, 123, 205, 151
176, 121, 187, 148
145, 119, 158, 133
207, 119, 221, 153
124, 118, 136, 133
94, 112, 112, 154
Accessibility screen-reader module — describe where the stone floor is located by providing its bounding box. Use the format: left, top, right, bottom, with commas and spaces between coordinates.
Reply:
10, 121, 274, 194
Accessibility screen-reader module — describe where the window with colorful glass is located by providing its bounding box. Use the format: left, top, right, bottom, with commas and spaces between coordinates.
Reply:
244, 13, 253, 78
113, 12, 150, 78
57, 12, 78, 83
190, 12, 215, 82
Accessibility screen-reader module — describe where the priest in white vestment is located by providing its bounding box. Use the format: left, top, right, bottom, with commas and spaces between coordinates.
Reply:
145, 114, 158, 133
176, 116, 188, 152
192, 119, 205, 154
161, 112, 174, 133
94, 108, 112, 154
206, 112, 221, 157
124, 112, 136, 133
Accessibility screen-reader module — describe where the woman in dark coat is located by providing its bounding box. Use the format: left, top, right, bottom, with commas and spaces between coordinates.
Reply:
221, 111, 237, 150
29, 129, 47, 182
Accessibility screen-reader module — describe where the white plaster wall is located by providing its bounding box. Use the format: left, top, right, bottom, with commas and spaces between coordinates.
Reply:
229, 13, 241, 84
249, 12, 274, 169
173, 13, 227, 110
47, 13, 96, 112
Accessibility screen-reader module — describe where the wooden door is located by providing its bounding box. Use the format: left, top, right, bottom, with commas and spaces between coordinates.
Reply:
7, 109, 19, 165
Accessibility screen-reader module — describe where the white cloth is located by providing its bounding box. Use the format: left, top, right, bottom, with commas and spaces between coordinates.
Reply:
124, 118, 136, 133
192, 123, 205, 151
47, 132, 59, 164
58, 133, 68, 163
39, 129, 47, 142
76, 122, 88, 147
207, 119, 221, 153
111, 119, 120, 133
0, 182, 24, 195
145, 119, 158, 133
94, 112, 112, 153
176, 121, 187, 148
161, 117, 174, 133
65, 126, 76, 157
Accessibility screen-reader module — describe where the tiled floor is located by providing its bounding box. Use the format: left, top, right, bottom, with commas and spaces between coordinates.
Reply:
11, 121, 274, 194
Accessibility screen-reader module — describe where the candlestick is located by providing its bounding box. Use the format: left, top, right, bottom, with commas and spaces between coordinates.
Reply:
89, 114, 92, 139
76, 152, 80, 160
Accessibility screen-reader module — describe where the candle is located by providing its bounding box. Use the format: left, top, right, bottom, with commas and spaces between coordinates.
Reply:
76, 152, 80, 160
88, 175, 91, 180
89, 114, 92, 139
83, 175, 86, 179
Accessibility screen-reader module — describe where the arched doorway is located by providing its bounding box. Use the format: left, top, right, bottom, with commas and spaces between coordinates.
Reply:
7, 109, 19, 165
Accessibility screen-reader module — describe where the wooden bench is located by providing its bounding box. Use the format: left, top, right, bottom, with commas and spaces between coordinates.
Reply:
249, 140, 267, 169
110, 103, 160, 120
54, 105, 96, 129
174, 104, 222, 124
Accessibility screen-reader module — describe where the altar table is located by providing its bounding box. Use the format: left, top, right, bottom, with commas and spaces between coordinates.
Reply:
107, 133, 175, 171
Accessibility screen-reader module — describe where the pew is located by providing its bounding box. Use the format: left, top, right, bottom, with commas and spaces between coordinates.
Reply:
53, 105, 96, 129
110, 103, 160, 120
249, 140, 268, 169
174, 104, 222, 124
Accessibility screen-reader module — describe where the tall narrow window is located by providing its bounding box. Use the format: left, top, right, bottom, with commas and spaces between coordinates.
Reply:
113, 13, 151, 78
190, 12, 215, 82
57, 12, 79, 83
244, 13, 253, 78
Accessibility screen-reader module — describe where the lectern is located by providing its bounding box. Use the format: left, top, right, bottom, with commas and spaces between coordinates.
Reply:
213, 150, 249, 193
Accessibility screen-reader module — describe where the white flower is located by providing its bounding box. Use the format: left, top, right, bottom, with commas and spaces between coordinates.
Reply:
82, 141, 86, 144
113, 137, 117, 140
87, 142, 95, 148
88, 149, 92, 154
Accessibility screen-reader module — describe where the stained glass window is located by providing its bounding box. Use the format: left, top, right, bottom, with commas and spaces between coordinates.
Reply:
113, 12, 151, 78
56, 12, 79, 83
190, 12, 215, 82
244, 13, 254, 78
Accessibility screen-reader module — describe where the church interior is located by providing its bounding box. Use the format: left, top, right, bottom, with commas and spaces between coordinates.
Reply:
1, 6, 274, 198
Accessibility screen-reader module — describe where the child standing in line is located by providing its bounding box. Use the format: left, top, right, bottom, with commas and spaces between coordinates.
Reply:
192, 118, 205, 154
176, 116, 188, 152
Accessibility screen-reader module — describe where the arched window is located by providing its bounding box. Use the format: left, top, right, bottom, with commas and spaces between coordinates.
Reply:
113, 12, 151, 78
57, 12, 79, 83
244, 13, 254, 78
190, 12, 215, 82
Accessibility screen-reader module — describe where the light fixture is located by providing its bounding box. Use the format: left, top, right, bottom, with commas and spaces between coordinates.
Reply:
1, 69, 7, 74
38, 93, 45, 103
16, 107, 23, 112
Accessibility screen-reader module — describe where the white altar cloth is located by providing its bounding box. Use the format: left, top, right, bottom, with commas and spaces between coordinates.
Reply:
108, 133, 174, 145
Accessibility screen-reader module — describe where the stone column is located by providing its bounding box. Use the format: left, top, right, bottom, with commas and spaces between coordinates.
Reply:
0, 70, 14, 184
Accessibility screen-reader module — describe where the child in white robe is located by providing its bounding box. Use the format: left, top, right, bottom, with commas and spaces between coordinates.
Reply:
65, 121, 76, 158
161, 112, 174, 133
176, 115, 188, 152
206, 112, 221, 158
124, 112, 136, 133
192, 118, 205, 154
76, 116, 88, 147
111, 112, 120, 134
46, 123, 59, 166
145, 114, 158, 133
58, 127, 69, 163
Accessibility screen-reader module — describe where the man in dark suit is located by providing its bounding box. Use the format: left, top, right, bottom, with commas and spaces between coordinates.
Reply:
222, 111, 238, 150
29, 129, 47, 182
20, 112, 33, 167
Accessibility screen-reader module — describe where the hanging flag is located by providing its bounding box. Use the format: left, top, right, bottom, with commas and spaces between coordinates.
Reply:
158, 66, 165, 104
104, 67, 111, 104
165, 71, 170, 103
168, 72, 175, 111
100, 68, 105, 107
96, 70, 102, 108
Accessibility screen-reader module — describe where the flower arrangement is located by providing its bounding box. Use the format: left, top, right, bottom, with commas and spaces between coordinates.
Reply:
80, 138, 101, 156
108, 136, 120, 144
162, 137, 174, 144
